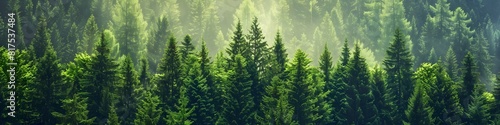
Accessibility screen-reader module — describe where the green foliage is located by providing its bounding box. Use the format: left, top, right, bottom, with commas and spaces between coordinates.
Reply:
223, 55, 255, 124
134, 91, 163, 125
383, 28, 414, 124
107, 104, 120, 125
444, 47, 459, 82
116, 55, 141, 124
157, 35, 182, 113
259, 76, 296, 125
79, 14, 99, 54
371, 66, 396, 124
404, 83, 434, 125
226, 20, 248, 69
52, 93, 95, 125
288, 50, 317, 125
460, 52, 480, 109
466, 87, 492, 124
165, 88, 195, 125
428, 64, 463, 124
147, 16, 170, 73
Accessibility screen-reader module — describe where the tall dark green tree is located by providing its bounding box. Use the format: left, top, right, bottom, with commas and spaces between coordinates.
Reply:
32, 17, 51, 59
465, 85, 491, 125
52, 93, 95, 125
139, 57, 150, 89
157, 35, 182, 124
184, 54, 216, 124
428, 64, 463, 124
223, 55, 255, 124
329, 39, 350, 124
79, 14, 99, 54
371, 66, 396, 125
226, 20, 248, 69
259, 76, 296, 125
271, 31, 288, 76
345, 43, 377, 125
288, 50, 317, 125
181, 35, 195, 61
165, 88, 194, 125
147, 16, 170, 73
84, 32, 118, 124
444, 47, 459, 82
404, 83, 434, 125
134, 91, 163, 125
460, 52, 480, 110
383, 28, 414, 124
117, 55, 141, 125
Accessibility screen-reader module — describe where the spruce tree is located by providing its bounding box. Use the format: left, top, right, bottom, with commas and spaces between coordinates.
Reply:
259, 76, 296, 125
181, 35, 195, 61
404, 83, 434, 125
80, 14, 99, 54
428, 64, 463, 124
139, 57, 150, 89
346, 43, 377, 125
165, 88, 195, 125
134, 91, 163, 125
52, 93, 95, 125
184, 54, 216, 124
330, 39, 350, 124
157, 35, 182, 124
107, 104, 120, 125
444, 47, 459, 82
147, 16, 170, 73
383, 28, 414, 124
223, 55, 255, 124
288, 50, 316, 125
226, 20, 248, 69
450, 7, 475, 64
272, 31, 288, 75
466, 86, 491, 125
460, 52, 479, 110
32, 17, 50, 59
84, 32, 118, 124
117, 55, 141, 124
371, 66, 396, 124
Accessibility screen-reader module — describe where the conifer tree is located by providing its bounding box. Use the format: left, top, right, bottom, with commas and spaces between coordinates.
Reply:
450, 7, 475, 64
157, 35, 182, 123
466, 85, 491, 125
346, 43, 377, 124
272, 31, 288, 75
444, 47, 459, 82
421, 0, 454, 57
404, 83, 434, 125
134, 91, 163, 125
383, 28, 414, 124
80, 14, 99, 54
371, 66, 396, 125
117, 55, 141, 124
329, 39, 350, 124
52, 93, 95, 125
147, 16, 170, 73
184, 54, 216, 124
181, 35, 195, 61
428, 64, 463, 124
223, 55, 255, 124
379, 0, 412, 59
259, 76, 296, 125
107, 104, 120, 125
84, 32, 118, 124
226, 20, 248, 69
460, 52, 479, 109
165, 88, 194, 125
139, 57, 150, 89
32, 17, 51, 59
288, 50, 317, 125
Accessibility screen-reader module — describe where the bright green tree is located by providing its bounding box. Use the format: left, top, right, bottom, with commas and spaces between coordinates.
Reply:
444, 47, 459, 82
404, 82, 434, 125
107, 104, 120, 125
383, 28, 414, 124
165, 88, 195, 125
259, 76, 297, 125
52, 93, 95, 125
79, 14, 99, 54
466, 86, 491, 125
134, 91, 163, 125
223, 55, 255, 124
288, 50, 317, 125
157, 35, 183, 123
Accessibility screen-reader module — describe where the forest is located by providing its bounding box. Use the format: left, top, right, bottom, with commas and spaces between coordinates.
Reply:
1, 0, 500, 124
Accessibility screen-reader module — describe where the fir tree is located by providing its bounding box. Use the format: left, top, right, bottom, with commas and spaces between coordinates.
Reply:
139, 57, 150, 89
156, 35, 183, 124
52, 93, 95, 125
444, 47, 459, 82
428, 64, 463, 124
79, 14, 99, 54
272, 31, 288, 75
383, 28, 414, 124
371, 66, 396, 124
466, 86, 491, 125
404, 83, 434, 125
147, 16, 170, 73
32, 17, 50, 59
223, 55, 255, 124
288, 50, 316, 125
226, 20, 248, 69
165, 88, 195, 125
329, 39, 350, 124
134, 91, 163, 125
346, 43, 377, 125
107, 104, 120, 125
181, 35, 195, 61
450, 7, 475, 64
117, 55, 141, 124
259, 76, 296, 125
460, 52, 479, 110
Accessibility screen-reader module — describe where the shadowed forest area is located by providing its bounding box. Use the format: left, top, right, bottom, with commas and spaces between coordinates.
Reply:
1, 0, 500, 124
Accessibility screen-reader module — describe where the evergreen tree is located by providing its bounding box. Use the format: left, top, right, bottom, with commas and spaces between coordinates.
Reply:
466, 86, 491, 125
345, 43, 377, 124
223, 55, 255, 124
184, 54, 216, 124
404, 83, 434, 125
134, 91, 163, 125
181, 35, 195, 61
117, 55, 141, 124
428, 64, 463, 124
493, 74, 500, 117
107, 104, 120, 125
383, 28, 414, 124
259, 76, 297, 125
444, 47, 459, 82
226, 20, 248, 69
157, 35, 182, 124
52, 93, 95, 125
288, 50, 317, 125
272, 31, 288, 75
61, 23, 79, 63
371, 66, 396, 124
139, 57, 150, 89
147, 16, 170, 73
329, 39, 350, 124
79, 14, 99, 54
421, 0, 454, 57
379, 0, 412, 59
165, 88, 195, 125
460, 52, 479, 110
84, 32, 118, 124
309, 68, 333, 124
450, 7, 475, 64
32, 17, 51, 59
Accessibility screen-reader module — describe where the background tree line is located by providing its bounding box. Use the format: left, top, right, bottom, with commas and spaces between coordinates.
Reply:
1, 0, 500, 124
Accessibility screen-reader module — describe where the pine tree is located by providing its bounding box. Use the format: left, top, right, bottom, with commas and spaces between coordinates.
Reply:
383, 28, 414, 124
460, 52, 479, 110
379, 0, 412, 59
421, 0, 454, 57
271, 31, 288, 77
259, 76, 297, 125
84, 32, 118, 124
117, 55, 141, 124
61, 23, 79, 63
404, 83, 434, 125
184, 54, 216, 124
226, 20, 248, 69
444, 47, 459, 82
450, 7, 475, 64
147, 16, 170, 73
134, 91, 163, 125
288, 50, 316, 125
32, 17, 51, 59
492, 74, 500, 119
139, 57, 150, 89
181, 35, 195, 61
112, 0, 148, 64
345, 43, 377, 124
107, 104, 120, 125
329, 39, 350, 124
52, 93, 95, 125
371, 66, 396, 124
428, 64, 463, 124
79, 14, 99, 54
223, 55, 255, 124
157, 35, 182, 123
165, 88, 195, 125
466, 86, 491, 125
